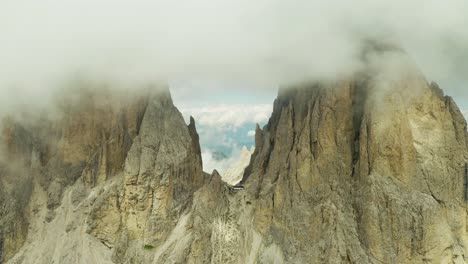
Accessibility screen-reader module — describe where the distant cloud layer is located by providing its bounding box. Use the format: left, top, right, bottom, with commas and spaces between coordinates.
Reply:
179, 103, 271, 172
180, 104, 272, 128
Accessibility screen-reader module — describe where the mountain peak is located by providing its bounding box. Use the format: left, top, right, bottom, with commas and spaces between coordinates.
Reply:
240, 64, 468, 262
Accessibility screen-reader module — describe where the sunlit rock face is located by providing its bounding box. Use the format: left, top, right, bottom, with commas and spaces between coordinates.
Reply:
1, 48, 468, 264
221, 146, 254, 185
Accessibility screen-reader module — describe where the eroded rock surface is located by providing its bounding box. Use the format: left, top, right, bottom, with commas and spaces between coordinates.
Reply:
0, 85, 149, 262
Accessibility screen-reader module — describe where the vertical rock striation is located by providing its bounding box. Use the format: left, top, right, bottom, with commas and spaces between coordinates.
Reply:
87, 88, 205, 263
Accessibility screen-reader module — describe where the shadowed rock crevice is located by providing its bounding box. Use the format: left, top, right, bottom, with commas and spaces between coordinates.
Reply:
351, 75, 370, 176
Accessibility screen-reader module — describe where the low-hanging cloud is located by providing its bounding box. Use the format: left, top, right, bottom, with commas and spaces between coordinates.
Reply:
1, 0, 467, 114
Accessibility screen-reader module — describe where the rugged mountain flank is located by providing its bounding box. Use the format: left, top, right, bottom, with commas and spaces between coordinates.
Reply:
0, 85, 207, 263
0, 86, 149, 262
237, 53, 468, 262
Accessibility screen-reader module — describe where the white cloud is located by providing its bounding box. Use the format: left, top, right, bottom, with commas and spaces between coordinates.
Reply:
1, 0, 468, 114
201, 146, 242, 174
2, 0, 467, 174
180, 104, 272, 128
179, 103, 266, 172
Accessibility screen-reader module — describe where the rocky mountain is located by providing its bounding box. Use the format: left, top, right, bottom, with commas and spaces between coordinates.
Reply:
0, 85, 205, 263
238, 71, 468, 263
221, 146, 254, 185
1, 46, 468, 263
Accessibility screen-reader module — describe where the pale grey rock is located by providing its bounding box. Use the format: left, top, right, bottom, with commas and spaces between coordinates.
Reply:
222, 146, 254, 185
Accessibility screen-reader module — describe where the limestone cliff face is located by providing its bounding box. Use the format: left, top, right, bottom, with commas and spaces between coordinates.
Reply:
236, 55, 468, 262
86, 89, 205, 263
0, 85, 209, 264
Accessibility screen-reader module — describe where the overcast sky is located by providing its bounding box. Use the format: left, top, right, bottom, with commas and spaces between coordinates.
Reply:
1, 0, 467, 98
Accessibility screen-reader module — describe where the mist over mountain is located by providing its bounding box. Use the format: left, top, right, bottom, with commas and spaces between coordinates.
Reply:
1, 0, 468, 116
1, 1, 468, 264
